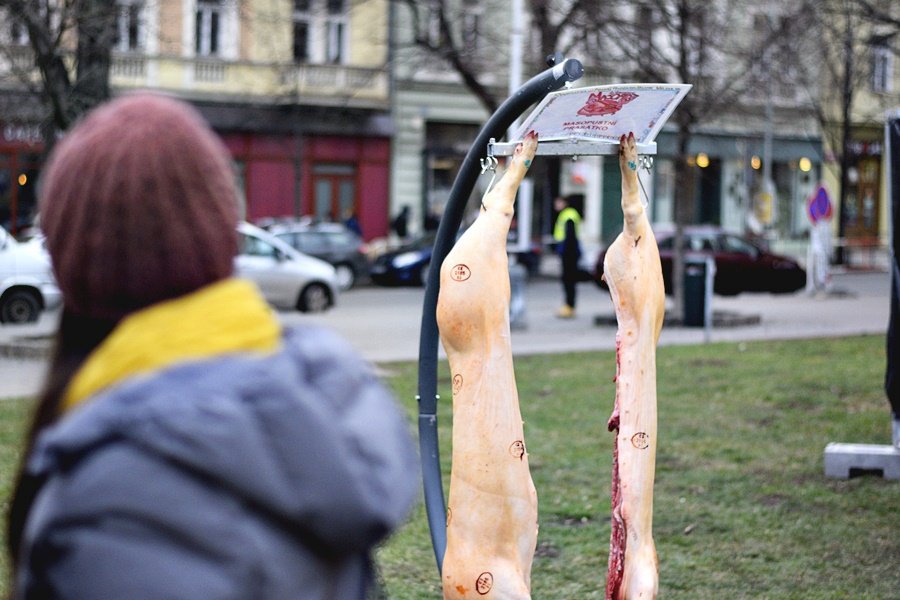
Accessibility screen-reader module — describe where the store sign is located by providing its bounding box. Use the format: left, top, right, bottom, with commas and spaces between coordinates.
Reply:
847, 139, 882, 156
1, 123, 42, 145
510, 83, 692, 147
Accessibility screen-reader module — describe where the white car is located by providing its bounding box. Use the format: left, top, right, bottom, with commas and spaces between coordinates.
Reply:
236, 222, 338, 313
0, 227, 61, 323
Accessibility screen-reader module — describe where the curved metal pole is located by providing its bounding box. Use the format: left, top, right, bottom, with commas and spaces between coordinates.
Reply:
416, 57, 584, 573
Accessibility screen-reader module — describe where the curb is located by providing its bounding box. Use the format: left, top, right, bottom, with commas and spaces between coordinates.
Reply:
593, 310, 762, 329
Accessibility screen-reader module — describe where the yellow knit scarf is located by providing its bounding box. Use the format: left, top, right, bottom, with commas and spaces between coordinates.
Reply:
62, 278, 281, 412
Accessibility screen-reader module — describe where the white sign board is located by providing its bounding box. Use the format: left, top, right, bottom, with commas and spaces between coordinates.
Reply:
509, 83, 691, 149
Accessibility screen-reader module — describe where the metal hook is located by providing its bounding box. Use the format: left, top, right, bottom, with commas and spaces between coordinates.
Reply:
638, 175, 650, 209
479, 155, 499, 209
634, 155, 654, 209
480, 155, 498, 175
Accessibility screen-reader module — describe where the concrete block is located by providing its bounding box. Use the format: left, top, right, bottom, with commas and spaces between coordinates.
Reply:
824, 442, 900, 480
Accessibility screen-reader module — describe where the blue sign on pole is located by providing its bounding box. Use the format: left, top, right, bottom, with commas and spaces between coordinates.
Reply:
807, 184, 833, 224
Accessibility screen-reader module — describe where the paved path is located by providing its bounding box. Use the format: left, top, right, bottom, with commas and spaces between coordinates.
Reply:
0, 270, 890, 399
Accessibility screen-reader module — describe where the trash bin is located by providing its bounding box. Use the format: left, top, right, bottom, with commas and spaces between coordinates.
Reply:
683, 257, 711, 327
509, 260, 527, 330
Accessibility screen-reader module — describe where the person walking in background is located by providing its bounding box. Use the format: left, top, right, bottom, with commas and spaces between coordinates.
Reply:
343, 207, 363, 237
5, 93, 418, 599
553, 194, 583, 318
392, 205, 410, 240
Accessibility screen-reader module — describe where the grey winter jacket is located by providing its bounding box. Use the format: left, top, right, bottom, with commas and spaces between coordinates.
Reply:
16, 325, 419, 599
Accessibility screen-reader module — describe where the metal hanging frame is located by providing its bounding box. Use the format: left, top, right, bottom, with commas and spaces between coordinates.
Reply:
416, 56, 584, 574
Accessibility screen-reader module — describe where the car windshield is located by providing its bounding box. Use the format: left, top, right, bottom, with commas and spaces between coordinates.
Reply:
296, 232, 330, 254
241, 233, 279, 258
721, 235, 757, 256
688, 234, 716, 252
329, 231, 358, 246
654, 233, 715, 251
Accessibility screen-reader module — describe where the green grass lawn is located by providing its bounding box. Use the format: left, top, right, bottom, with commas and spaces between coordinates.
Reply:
0, 336, 897, 598
375, 335, 899, 599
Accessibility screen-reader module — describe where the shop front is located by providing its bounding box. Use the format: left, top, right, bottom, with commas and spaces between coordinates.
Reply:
199, 103, 392, 242
839, 134, 882, 242
651, 130, 823, 251
222, 132, 390, 241
0, 121, 43, 238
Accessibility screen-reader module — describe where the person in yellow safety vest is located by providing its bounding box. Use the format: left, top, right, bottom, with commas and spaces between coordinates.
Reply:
553, 195, 583, 318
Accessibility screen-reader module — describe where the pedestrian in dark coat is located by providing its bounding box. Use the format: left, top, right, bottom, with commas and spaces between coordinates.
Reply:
6, 93, 418, 599
392, 205, 410, 240
553, 195, 583, 318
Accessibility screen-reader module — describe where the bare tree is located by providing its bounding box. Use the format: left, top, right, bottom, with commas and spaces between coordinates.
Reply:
396, 0, 501, 112
578, 0, 808, 322
790, 0, 899, 260
0, 0, 117, 152
394, 0, 597, 114
855, 0, 900, 34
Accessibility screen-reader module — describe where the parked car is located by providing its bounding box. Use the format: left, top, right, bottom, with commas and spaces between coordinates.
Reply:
236, 222, 338, 312
593, 226, 806, 296
0, 227, 61, 323
370, 234, 436, 286
369, 227, 543, 287
268, 222, 369, 291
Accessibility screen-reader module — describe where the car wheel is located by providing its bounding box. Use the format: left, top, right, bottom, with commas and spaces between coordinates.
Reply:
334, 264, 356, 291
0, 289, 40, 324
298, 283, 330, 313
419, 261, 431, 286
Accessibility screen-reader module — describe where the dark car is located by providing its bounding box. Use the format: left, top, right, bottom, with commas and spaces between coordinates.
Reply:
593, 226, 806, 296
269, 222, 369, 291
369, 234, 435, 286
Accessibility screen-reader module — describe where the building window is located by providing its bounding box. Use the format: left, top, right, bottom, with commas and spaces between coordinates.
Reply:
195, 0, 222, 57
425, 3, 441, 47
461, 0, 481, 53
872, 41, 893, 93
293, 0, 348, 64
9, 19, 28, 45
115, 1, 144, 52
325, 0, 345, 64
293, 0, 311, 62
636, 6, 654, 71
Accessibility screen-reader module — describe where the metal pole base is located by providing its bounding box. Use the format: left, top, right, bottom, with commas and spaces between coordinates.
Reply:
823, 419, 900, 480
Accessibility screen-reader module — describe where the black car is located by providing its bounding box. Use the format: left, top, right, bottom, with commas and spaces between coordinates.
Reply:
369, 234, 435, 286
594, 226, 807, 296
269, 222, 370, 291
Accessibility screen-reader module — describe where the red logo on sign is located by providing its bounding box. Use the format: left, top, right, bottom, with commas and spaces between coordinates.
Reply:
577, 91, 639, 116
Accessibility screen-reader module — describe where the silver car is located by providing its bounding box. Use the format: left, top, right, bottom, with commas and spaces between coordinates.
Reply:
236, 222, 338, 313
0, 228, 62, 323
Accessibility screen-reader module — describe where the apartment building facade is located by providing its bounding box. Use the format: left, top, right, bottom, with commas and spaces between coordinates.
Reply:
0, 0, 393, 240
1, 1, 895, 258
389, 1, 899, 265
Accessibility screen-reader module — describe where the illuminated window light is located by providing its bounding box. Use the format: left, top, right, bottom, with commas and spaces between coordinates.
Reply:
696, 153, 710, 168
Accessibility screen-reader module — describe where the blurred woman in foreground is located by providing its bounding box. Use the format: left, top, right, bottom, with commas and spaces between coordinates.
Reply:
6, 93, 418, 599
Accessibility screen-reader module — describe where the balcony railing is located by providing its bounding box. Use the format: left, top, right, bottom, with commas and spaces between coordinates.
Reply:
0, 47, 389, 108
193, 59, 226, 83
111, 55, 146, 79
112, 54, 389, 107
277, 63, 386, 96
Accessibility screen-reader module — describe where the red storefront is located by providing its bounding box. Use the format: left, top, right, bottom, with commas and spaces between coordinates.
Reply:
0, 104, 394, 243
221, 132, 390, 241
0, 122, 43, 237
